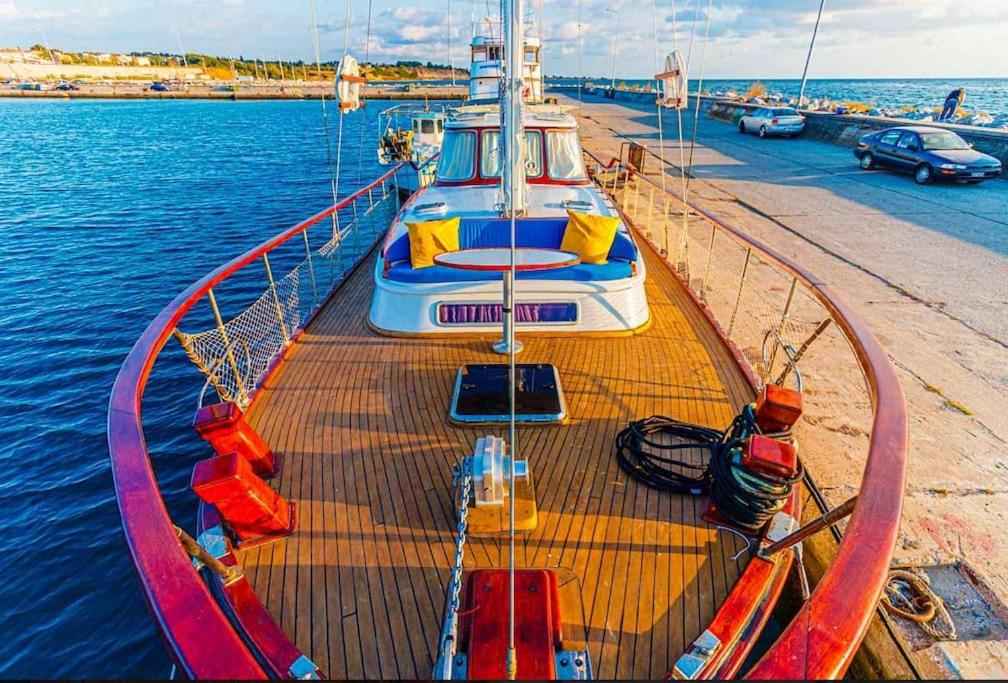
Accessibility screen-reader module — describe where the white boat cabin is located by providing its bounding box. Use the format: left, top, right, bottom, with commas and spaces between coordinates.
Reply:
369, 104, 650, 336
469, 30, 543, 103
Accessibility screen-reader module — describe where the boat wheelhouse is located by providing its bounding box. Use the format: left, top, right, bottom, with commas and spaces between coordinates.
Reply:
370, 104, 649, 335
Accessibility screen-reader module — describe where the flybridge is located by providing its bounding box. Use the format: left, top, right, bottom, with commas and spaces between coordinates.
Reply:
468, 20, 543, 103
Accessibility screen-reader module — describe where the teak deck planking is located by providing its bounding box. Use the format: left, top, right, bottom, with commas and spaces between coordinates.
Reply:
239, 243, 756, 680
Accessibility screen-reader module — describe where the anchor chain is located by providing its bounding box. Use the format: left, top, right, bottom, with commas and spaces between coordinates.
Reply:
434, 459, 474, 679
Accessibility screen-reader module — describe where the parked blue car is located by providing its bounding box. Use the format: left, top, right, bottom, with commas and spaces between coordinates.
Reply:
853, 126, 1002, 184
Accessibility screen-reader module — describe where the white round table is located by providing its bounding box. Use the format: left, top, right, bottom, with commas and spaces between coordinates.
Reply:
434, 247, 581, 353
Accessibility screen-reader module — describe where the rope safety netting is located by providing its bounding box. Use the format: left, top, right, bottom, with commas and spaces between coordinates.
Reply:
174, 0, 398, 409
174, 185, 398, 409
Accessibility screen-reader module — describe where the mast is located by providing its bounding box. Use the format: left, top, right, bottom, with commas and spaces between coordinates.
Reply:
798, 0, 826, 107
502, 0, 525, 678
502, 0, 526, 217
448, 0, 456, 87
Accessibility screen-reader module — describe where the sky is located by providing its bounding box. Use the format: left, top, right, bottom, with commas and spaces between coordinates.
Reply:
1, 0, 1006, 79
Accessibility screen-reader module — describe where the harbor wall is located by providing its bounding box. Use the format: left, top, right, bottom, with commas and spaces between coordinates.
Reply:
0, 83, 469, 101
571, 85, 1008, 168
2, 62, 204, 81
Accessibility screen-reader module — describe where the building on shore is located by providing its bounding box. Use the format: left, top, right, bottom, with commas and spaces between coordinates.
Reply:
0, 49, 50, 64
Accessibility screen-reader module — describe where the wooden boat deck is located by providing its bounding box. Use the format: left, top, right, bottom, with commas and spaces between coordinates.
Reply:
239, 242, 756, 680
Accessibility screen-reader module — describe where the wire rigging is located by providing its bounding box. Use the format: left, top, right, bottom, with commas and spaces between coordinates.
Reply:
332, 0, 353, 203
576, 0, 582, 109
669, 0, 691, 258
686, 0, 713, 184
650, 0, 667, 195
308, 0, 340, 235
355, 0, 375, 190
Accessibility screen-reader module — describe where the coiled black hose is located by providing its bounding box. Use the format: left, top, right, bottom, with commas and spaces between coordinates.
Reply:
615, 405, 803, 534
614, 415, 719, 494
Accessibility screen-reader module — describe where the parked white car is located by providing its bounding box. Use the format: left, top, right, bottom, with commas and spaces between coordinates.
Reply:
738, 107, 806, 138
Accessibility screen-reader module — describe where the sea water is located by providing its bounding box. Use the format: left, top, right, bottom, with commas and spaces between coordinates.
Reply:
0, 98, 388, 678
548, 77, 1008, 116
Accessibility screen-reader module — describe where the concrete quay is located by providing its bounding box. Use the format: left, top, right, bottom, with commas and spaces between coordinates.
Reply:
572, 85, 1008, 168
567, 91, 1008, 679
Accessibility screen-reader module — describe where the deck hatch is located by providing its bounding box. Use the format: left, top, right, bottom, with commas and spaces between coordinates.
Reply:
450, 363, 567, 424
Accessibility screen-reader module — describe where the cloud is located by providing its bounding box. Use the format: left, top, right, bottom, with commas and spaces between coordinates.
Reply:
1, 0, 1003, 78
0, 1, 72, 21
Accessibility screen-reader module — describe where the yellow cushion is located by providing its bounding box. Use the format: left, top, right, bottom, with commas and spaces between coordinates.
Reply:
406, 216, 460, 269
561, 210, 619, 265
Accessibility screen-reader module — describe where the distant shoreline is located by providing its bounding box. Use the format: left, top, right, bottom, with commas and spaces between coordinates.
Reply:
0, 83, 469, 101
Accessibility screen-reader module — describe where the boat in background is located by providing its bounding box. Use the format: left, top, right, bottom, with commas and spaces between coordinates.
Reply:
107, 0, 908, 679
468, 15, 543, 104
376, 14, 546, 198
377, 102, 449, 195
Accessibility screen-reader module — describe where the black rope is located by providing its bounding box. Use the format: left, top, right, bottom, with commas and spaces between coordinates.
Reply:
615, 405, 803, 535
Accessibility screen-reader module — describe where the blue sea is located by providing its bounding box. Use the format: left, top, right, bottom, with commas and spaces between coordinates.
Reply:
0, 98, 388, 678
548, 77, 1008, 115
0, 77, 1002, 678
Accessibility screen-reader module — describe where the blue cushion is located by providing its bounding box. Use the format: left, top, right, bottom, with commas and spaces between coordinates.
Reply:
384, 216, 638, 266
385, 260, 632, 283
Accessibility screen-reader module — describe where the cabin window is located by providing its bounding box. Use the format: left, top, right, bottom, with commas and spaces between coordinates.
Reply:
473, 47, 487, 61
420, 119, 436, 135
437, 131, 476, 181
437, 119, 444, 133
413, 120, 421, 133
480, 130, 543, 178
546, 130, 588, 181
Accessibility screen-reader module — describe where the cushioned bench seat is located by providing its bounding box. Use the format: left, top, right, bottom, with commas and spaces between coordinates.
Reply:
385, 260, 633, 283
383, 216, 637, 284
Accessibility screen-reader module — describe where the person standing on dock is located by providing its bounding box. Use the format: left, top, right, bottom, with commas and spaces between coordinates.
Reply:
939, 87, 966, 121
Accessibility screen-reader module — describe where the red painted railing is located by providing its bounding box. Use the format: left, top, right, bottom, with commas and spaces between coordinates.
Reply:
106, 165, 403, 679
586, 151, 909, 679
110, 147, 907, 679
